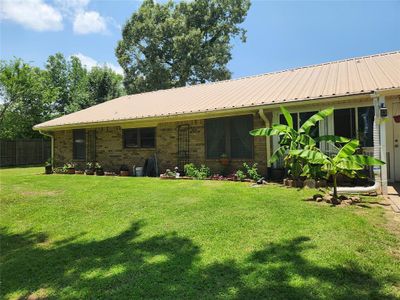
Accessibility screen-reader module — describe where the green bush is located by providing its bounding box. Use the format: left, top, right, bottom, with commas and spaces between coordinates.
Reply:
184, 163, 210, 180
243, 163, 260, 181
235, 170, 246, 181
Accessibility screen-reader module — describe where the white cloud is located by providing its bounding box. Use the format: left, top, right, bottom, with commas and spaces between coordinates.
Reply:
72, 53, 124, 76
0, 0, 63, 31
73, 11, 107, 34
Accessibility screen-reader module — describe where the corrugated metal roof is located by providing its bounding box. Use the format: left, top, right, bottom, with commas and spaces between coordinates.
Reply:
35, 51, 400, 129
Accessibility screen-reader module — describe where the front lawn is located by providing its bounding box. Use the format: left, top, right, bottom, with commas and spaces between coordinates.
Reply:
1, 167, 399, 299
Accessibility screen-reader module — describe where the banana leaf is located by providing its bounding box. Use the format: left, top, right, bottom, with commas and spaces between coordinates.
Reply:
280, 106, 293, 129
299, 107, 334, 133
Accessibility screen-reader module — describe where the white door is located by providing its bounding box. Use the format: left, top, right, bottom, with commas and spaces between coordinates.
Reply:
394, 102, 400, 181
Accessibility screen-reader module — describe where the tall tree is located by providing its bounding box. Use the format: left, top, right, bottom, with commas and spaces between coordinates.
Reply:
0, 59, 57, 139
87, 66, 124, 105
45, 53, 70, 114
116, 0, 250, 94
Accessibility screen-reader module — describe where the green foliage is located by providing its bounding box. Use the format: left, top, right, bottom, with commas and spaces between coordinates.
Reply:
0, 59, 57, 139
243, 162, 261, 181
116, 0, 250, 94
235, 169, 246, 181
0, 55, 125, 139
184, 163, 210, 179
250, 106, 347, 180
290, 139, 384, 198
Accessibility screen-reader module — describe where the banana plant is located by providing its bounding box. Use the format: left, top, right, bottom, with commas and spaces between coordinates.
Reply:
290, 139, 384, 199
250, 106, 348, 179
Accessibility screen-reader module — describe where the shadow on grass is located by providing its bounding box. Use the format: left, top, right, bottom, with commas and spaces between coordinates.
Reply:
1, 223, 397, 299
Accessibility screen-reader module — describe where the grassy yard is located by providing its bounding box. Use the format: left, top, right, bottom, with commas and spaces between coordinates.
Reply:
1, 167, 399, 299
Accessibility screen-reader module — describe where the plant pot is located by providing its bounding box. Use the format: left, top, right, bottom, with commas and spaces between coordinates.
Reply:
316, 179, 327, 188
75, 170, 84, 175
67, 168, 75, 174
45, 165, 52, 174
85, 169, 94, 175
303, 179, 316, 189
287, 179, 294, 187
120, 170, 129, 176
219, 158, 230, 166
95, 169, 104, 176
394, 115, 400, 123
295, 180, 304, 188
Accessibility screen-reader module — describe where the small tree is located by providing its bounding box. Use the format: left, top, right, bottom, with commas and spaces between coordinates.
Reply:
290, 139, 384, 200
250, 106, 348, 180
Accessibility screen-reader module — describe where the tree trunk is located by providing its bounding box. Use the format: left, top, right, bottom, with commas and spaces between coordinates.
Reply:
333, 173, 338, 200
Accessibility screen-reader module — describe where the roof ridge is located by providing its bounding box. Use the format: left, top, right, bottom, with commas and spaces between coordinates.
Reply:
121, 50, 400, 99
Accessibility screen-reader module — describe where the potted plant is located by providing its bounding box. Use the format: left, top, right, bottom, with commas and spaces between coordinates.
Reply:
120, 165, 130, 176
85, 162, 95, 175
64, 162, 76, 174
160, 169, 176, 179
234, 170, 246, 182
44, 159, 52, 174
219, 153, 230, 166
95, 162, 104, 176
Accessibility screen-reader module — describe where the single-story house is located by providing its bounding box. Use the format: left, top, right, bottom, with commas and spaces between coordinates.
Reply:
34, 51, 400, 193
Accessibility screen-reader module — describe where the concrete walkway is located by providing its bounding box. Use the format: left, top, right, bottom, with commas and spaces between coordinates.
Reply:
387, 183, 400, 213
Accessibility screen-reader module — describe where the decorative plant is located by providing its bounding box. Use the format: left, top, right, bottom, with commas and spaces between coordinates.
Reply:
243, 162, 260, 181
235, 170, 246, 181
184, 163, 210, 180
250, 106, 348, 181
290, 139, 384, 201
86, 162, 94, 170
64, 162, 75, 169
95, 162, 102, 170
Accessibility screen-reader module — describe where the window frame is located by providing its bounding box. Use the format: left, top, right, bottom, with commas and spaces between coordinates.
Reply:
204, 114, 254, 160
73, 129, 86, 161
123, 127, 156, 149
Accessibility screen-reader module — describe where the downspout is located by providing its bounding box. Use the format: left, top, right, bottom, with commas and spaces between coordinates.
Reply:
335, 95, 382, 194
39, 130, 54, 167
258, 109, 271, 170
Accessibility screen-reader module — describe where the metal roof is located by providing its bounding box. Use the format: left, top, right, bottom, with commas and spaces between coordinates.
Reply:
35, 51, 400, 130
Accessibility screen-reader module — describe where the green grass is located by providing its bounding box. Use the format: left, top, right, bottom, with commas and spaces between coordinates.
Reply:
1, 167, 399, 299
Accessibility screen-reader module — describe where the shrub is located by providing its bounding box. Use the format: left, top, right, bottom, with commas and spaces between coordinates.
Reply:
184, 163, 210, 180
243, 162, 260, 181
235, 170, 246, 181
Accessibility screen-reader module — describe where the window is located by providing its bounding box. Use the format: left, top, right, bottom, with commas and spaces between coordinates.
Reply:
279, 113, 298, 130
299, 111, 319, 138
334, 108, 356, 139
123, 128, 156, 148
357, 106, 374, 147
205, 115, 253, 159
73, 129, 86, 160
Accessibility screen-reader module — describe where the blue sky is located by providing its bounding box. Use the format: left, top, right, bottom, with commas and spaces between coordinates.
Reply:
1, 0, 399, 78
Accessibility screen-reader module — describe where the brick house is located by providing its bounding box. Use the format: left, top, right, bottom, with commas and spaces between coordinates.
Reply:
34, 51, 400, 193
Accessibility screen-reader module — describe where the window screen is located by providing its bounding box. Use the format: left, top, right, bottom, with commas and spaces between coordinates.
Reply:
140, 128, 156, 148
123, 129, 139, 148
205, 115, 253, 159
279, 113, 298, 130
73, 129, 86, 160
299, 111, 319, 138
357, 106, 374, 147
205, 118, 226, 158
123, 128, 155, 148
230, 115, 253, 158
334, 108, 356, 139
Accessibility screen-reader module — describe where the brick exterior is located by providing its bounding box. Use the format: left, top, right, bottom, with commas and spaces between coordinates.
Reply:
52, 113, 267, 175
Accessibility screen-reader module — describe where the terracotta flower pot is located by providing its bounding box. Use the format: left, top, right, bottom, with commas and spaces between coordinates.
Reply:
219, 158, 230, 166
67, 168, 75, 174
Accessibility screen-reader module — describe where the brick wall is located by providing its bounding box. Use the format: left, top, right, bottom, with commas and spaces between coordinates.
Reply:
52, 113, 267, 175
